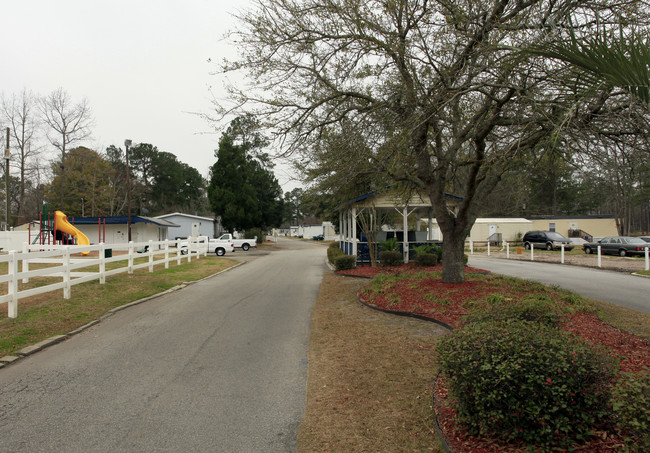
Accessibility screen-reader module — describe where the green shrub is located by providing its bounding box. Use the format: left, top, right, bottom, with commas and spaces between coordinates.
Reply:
414, 253, 438, 267
430, 244, 443, 261
327, 245, 345, 264
379, 237, 399, 252
378, 251, 403, 267
244, 228, 264, 244
334, 255, 357, 271
612, 369, 650, 451
438, 319, 618, 448
466, 294, 565, 327
412, 244, 433, 255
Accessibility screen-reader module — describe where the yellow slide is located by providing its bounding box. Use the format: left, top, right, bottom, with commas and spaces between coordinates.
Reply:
54, 211, 90, 255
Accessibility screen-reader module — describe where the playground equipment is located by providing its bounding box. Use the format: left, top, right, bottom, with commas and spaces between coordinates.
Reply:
32, 204, 90, 255
54, 211, 90, 251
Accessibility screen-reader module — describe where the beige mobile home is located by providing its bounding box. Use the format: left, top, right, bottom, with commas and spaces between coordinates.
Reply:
527, 216, 618, 240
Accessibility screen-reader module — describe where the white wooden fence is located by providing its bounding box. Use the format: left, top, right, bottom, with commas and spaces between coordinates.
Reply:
468, 240, 650, 271
0, 237, 211, 318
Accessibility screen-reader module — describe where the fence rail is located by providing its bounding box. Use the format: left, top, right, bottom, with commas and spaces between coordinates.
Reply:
467, 240, 650, 271
0, 237, 211, 318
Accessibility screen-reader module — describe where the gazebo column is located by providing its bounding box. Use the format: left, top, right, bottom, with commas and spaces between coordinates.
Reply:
339, 210, 344, 250
344, 208, 351, 254
403, 206, 409, 263
351, 207, 357, 258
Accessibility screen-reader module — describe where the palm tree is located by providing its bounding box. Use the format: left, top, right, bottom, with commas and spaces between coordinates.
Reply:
529, 29, 650, 103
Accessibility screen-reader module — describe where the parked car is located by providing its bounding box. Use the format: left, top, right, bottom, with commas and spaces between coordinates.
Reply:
583, 236, 650, 257
639, 236, 650, 243
522, 231, 574, 251
312, 234, 324, 240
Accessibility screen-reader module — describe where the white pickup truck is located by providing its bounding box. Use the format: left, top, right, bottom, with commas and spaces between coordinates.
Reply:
214, 233, 257, 251
180, 237, 235, 256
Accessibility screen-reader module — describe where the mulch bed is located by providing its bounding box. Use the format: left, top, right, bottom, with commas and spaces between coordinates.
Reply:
337, 263, 650, 452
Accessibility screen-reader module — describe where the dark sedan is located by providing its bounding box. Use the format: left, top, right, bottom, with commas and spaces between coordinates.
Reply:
583, 236, 650, 257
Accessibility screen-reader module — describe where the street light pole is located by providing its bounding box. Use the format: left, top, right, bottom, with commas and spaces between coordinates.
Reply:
124, 139, 132, 242
5, 128, 10, 230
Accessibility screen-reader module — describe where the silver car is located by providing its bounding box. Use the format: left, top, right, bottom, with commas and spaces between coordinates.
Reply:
583, 236, 650, 257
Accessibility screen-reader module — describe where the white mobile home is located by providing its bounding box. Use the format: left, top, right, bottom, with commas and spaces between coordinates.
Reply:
155, 213, 217, 239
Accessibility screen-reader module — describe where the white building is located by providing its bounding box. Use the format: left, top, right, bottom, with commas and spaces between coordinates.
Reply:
71, 216, 180, 244
155, 213, 217, 239
1, 216, 179, 250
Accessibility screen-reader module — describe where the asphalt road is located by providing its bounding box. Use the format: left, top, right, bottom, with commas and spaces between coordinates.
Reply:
469, 257, 650, 314
0, 238, 327, 452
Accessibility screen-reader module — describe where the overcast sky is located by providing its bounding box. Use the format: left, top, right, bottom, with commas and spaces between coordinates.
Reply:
2, 0, 300, 191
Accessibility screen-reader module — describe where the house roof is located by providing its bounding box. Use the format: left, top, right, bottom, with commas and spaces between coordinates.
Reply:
67, 216, 180, 228
155, 212, 215, 222
475, 218, 532, 224
526, 215, 615, 220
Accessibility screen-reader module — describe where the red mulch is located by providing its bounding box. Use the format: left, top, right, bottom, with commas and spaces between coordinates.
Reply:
338, 263, 650, 452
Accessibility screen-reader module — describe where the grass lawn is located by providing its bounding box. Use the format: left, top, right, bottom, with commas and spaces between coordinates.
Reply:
0, 256, 238, 357
298, 272, 446, 452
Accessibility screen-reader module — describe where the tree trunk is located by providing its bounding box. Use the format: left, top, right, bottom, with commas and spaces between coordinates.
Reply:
440, 228, 467, 284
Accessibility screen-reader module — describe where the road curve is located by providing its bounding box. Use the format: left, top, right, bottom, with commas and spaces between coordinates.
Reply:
0, 238, 326, 452
469, 257, 650, 314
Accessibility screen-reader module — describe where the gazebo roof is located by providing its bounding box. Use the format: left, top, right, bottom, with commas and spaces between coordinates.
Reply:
338, 187, 462, 210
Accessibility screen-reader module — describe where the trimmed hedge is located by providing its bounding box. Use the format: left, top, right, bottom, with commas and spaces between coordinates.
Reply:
334, 255, 357, 271
327, 244, 345, 264
466, 293, 564, 327
414, 253, 438, 267
438, 319, 618, 448
378, 251, 403, 267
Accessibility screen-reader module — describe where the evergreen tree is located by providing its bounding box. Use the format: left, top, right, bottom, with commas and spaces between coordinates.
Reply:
208, 116, 284, 231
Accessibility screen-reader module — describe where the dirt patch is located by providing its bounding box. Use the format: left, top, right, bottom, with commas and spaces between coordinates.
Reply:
298, 272, 448, 452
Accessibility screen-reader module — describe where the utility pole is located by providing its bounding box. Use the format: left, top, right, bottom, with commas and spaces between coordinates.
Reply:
124, 139, 132, 241
5, 127, 10, 230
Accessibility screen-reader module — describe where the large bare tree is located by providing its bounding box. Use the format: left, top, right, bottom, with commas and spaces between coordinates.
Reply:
39, 88, 93, 208
1, 89, 43, 224
219, 0, 648, 282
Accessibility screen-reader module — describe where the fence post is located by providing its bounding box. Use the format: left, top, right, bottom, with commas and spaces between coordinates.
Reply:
165, 239, 170, 269
100, 243, 106, 284
645, 247, 649, 271
506, 242, 510, 259
597, 245, 602, 268
8, 251, 18, 318
63, 246, 71, 299
187, 236, 192, 263
487, 241, 490, 256
148, 240, 154, 272
128, 241, 134, 274
561, 244, 565, 264
530, 244, 534, 261
22, 242, 29, 283
176, 239, 182, 265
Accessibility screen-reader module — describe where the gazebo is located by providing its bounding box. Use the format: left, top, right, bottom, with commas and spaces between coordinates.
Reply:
338, 188, 462, 264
